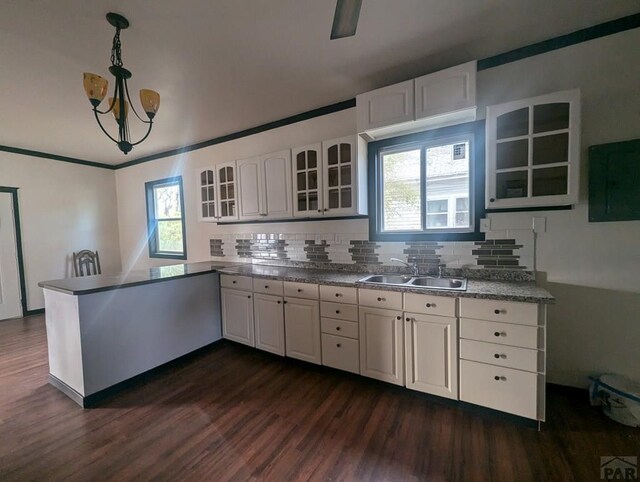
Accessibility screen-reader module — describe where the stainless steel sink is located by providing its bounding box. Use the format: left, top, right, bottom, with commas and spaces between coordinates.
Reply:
358, 274, 467, 291
410, 277, 467, 290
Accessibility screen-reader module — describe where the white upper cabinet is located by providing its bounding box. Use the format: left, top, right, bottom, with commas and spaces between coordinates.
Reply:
237, 156, 264, 220
196, 166, 218, 222
486, 89, 581, 209
356, 79, 415, 132
292, 143, 324, 218
357, 61, 477, 140
415, 60, 476, 120
216, 162, 239, 221
263, 150, 293, 219
237, 150, 292, 221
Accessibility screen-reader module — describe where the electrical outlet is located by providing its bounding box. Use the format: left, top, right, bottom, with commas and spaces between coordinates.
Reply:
533, 217, 547, 233
480, 218, 491, 232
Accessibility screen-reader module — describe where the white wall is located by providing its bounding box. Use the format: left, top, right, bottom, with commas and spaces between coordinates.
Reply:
0, 153, 121, 311
115, 28, 640, 388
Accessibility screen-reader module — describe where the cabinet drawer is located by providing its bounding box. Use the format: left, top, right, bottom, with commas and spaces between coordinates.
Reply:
322, 333, 359, 374
460, 339, 540, 373
460, 318, 541, 349
358, 289, 403, 310
220, 274, 253, 291
404, 292, 456, 317
320, 301, 358, 322
253, 278, 284, 296
460, 360, 539, 419
321, 318, 359, 339
320, 285, 358, 304
284, 281, 319, 299
460, 298, 539, 326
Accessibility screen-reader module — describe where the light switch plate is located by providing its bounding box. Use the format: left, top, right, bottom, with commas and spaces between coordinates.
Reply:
480, 218, 491, 232
533, 217, 547, 233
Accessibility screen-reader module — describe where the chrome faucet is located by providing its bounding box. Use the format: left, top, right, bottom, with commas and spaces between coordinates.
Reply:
390, 258, 419, 276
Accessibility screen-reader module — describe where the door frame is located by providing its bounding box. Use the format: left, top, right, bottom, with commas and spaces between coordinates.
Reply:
0, 187, 33, 317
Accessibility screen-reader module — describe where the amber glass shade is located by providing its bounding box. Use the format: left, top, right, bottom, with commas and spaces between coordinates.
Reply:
108, 97, 129, 121
139, 89, 160, 119
83, 73, 108, 107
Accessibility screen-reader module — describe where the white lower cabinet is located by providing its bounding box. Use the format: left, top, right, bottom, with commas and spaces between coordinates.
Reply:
284, 297, 321, 364
404, 313, 458, 400
253, 293, 285, 356
359, 306, 404, 386
321, 333, 359, 374
221, 288, 255, 347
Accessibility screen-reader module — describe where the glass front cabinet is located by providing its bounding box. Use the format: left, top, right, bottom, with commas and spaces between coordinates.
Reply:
485, 89, 580, 209
292, 135, 366, 217
196, 161, 239, 222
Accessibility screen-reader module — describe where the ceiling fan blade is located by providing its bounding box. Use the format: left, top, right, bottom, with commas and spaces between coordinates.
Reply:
330, 0, 363, 39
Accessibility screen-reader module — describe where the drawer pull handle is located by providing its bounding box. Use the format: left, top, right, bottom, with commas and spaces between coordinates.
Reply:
426, 303, 435, 308
494, 353, 506, 359
265, 285, 269, 289
232, 280, 237, 284
377, 297, 386, 302
494, 309, 501, 314
336, 310, 340, 314
336, 343, 341, 347
494, 376, 507, 381
336, 327, 341, 331
297, 289, 302, 292
335, 293, 342, 297
494, 331, 505, 337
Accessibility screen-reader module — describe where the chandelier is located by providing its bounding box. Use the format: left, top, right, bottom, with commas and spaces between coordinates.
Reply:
82, 13, 160, 155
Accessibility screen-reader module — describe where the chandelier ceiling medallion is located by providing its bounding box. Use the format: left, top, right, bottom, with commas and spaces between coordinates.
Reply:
82, 13, 160, 155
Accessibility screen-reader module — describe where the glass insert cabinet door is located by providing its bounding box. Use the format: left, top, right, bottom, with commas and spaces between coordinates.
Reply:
216, 162, 239, 221
292, 143, 324, 217
322, 135, 357, 215
197, 167, 217, 221
485, 89, 581, 209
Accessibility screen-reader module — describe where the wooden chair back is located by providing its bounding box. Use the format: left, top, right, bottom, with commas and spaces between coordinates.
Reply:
73, 250, 102, 277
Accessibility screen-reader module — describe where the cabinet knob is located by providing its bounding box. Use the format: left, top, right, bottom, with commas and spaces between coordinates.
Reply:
336, 343, 341, 348
396, 316, 401, 320
265, 285, 269, 289
297, 288, 302, 292
489, 198, 495, 203
377, 297, 386, 302
335, 293, 342, 297
232, 280, 237, 284
283, 300, 288, 304
494, 353, 506, 359
336, 327, 341, 331
247, 295, 251, 299
494, 309, 501, 314
318, 210, 322, 213
494, 376, 506, 381
335, 310, 340, 314
324, 208, 329, 212
277, 300, 281, 304
494, 331, 505, 337
426, 303, 434, 308
405, 317, 411, 322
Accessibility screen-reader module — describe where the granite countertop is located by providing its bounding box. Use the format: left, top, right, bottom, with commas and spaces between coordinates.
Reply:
218, 265, 554, 304
39, 261, 554, 303
38, 261, 243, 295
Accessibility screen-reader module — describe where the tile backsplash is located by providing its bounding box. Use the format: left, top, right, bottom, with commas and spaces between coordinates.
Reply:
209, 230, 534, 272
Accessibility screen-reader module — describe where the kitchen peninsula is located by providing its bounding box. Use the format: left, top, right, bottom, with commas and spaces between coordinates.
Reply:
38, 261, 240, 406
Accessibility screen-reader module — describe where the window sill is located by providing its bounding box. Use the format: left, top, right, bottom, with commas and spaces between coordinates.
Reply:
370, 231, 485, 242
149, 252, 187, 260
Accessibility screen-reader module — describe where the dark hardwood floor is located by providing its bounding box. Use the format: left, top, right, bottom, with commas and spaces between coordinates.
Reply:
0, 315, 637, 481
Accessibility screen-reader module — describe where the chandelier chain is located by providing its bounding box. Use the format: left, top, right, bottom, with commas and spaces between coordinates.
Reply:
110, 28, 123, 67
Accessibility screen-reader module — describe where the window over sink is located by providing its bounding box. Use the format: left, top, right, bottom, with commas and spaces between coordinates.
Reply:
369, 121, 485, 241
145, 176, 187, 259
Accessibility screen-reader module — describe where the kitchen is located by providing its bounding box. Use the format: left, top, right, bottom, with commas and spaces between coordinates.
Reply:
1, 1, 639, 480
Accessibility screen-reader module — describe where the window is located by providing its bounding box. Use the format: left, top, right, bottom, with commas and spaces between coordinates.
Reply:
369, 121, 485, 241
145, 177, 187, 259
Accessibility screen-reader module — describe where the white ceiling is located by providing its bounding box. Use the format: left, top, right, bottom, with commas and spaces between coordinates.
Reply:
1, 0, 638, 165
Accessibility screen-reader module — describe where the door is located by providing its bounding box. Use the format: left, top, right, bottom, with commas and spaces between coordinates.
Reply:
0, 192, 22, 320
284, 297, 321, 364
405, 313, 458, 399
254, 293, 285, 356
263, 150, 293, 219
359, 306, 404, 385
237, 156, 264, 220
292, 144, 323, 218
221, 288, 254, 346
322, 136, 357, 216
196, 167, 218, 222
216, 162, 239, 222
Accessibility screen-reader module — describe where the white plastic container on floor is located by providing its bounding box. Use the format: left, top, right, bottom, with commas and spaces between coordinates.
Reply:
590, 374, 640, 427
